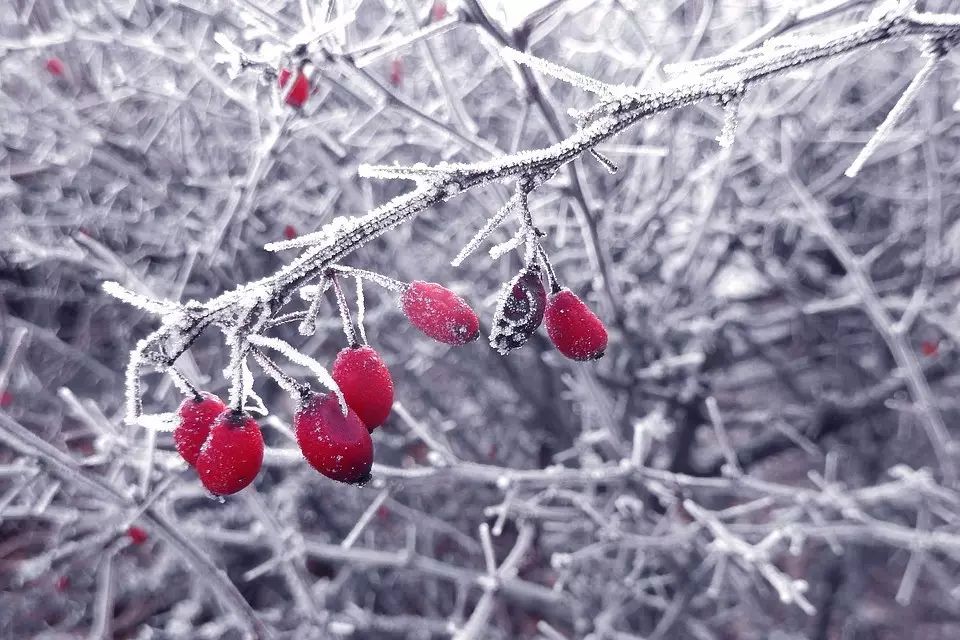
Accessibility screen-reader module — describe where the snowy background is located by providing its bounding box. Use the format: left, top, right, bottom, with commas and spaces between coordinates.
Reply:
4, 0, 960, 638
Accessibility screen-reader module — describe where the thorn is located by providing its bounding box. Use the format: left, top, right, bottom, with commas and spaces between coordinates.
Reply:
589, 148, 619, 174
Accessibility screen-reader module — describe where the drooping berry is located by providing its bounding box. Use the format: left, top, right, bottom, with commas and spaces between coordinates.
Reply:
545, 289, 608, 361
431, 1, 448, 21
283, 224, 297, 240
126, 526, 149, 545
332, 346, 394, 430
921, 340, 939, 357
196, 409, 264, 496
295, 393, 373, 484
490, 266, 547, 354
174, 393, 226, 467
402, 281, 480, 346
278, 68, 310, 108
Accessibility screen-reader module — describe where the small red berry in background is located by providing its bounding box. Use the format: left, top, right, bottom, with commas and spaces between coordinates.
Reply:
283, 224, 297, 240
921, 340, 939, 357
0, 391, 12, 407
376, 505, 390, 521
545, 289, 608, 361
295, 393, 373, 484
432, 1, 448, 21
332, 346, 394, 430
196, 409, 264, 496
127, 526, 149, 545
45, 57, 65, 76
174, 393, 226, 467
402, 281, 480, 346
389, 58, 404, 87
278, 68, 310, 108
54, 576, 70, 592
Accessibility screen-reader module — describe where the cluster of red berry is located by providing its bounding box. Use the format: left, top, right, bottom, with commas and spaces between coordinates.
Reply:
402, 276, 606, 361
173, 345, 392, 495
171, 280, 604, 496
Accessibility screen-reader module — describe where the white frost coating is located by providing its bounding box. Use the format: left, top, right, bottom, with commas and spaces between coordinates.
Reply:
102, 281, 177, 315
264, 215, 364, 252
247, 335, 347, 414
500, 47, 618, 98
488, 231, 524, 260
716, 93, 743, 148
134, 412, 178, 432
451, 192, 520, 267
845, 47, 942, 177
240, 358, 268, 416
355, 275, 368, 346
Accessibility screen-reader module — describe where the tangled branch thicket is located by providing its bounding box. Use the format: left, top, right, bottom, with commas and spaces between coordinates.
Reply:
4, 0, 960, 637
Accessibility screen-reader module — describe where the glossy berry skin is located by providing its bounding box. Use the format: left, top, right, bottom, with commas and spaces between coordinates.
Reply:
490, 268, 547, 354
402, 281, 480, 346
332, 346, 394, 430
174, 393, 226, 466
278, 68, 309, 108
545, 289, 608, 361
295, 393, 373, 484
196, 410, 264, 496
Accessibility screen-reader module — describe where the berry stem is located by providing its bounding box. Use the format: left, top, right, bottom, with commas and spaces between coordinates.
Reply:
330, 274, 359, 347
250, 347, 311, 399
537, 245, 561, 294
328, 265, 407, 293
169, 366, 202, 401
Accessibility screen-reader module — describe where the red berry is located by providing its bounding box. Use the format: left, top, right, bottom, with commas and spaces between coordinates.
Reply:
432, 1, 447, 21
126, 526, 148, 545
295, 393, 373, 484
389, 58, 403, 87
490, 267, 546, 354
332, 346, 394, 430
278, 68, 310, 108
545, 289, 608, 361
402, 281, 480, 346
0, 391, 12, 407
55, 576, 70, 592
283, 224, 297, 240
921, 340, 939, 357
45, 57, 65, 76
196, 410, 264, 496
174, 393, 226, 467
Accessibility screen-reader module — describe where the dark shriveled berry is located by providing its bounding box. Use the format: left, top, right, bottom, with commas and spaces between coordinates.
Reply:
196, 410, 264, 496
402, 281, 480, 346
490, 267, 546, 355
174, 392, 226, 467
295, 393, 373, 484
545, 289, 608, 361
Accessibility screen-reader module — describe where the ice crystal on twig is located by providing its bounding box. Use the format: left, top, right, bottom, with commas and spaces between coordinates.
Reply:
845, 42, 944, 177
247, 335, 347, 412
451, 193, 521, 267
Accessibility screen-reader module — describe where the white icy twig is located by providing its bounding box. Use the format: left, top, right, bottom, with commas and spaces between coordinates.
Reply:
247, 335, 346, 413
